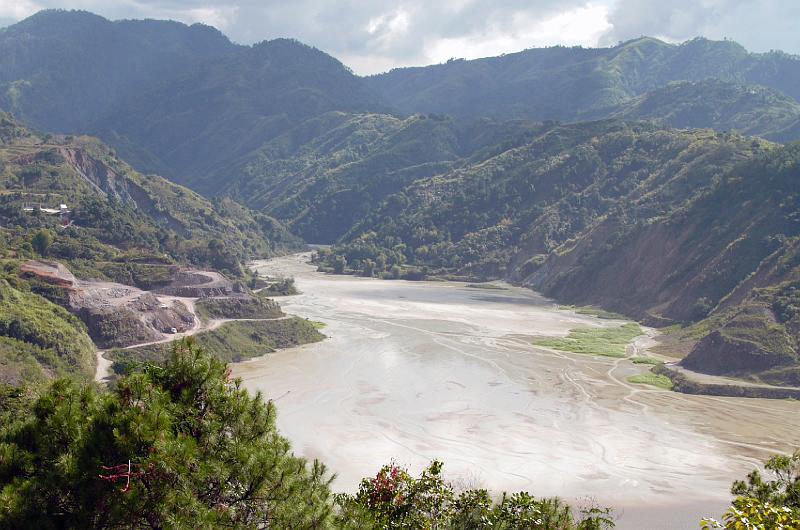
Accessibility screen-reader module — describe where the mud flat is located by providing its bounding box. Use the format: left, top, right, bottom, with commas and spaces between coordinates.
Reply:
233, 254, 800, 530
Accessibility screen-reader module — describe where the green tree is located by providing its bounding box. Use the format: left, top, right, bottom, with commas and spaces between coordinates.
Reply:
0, 340, 334, 528
335, 461, 614, 529
30, 229, 53, 256
333, 255, 347, 274
390, 265, 402, 279
362, 259, 376, 277
702, 451, 800, 529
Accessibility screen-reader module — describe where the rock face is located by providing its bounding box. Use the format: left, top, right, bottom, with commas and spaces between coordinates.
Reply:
156, 270, 245, 298
20, 261, 77, 288
682, 330, 794, 375
19, 260, 197, 349
78, 307, 160, 349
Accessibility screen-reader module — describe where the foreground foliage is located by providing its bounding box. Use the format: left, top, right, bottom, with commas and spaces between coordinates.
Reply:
703, 451, 800, 529
3, 340, 800, 529
0, 341, 333, 528
336, 461, 614, 530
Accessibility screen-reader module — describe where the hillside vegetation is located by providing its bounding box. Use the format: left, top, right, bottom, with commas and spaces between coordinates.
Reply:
368, 37, 800, 123
0, 111, 300, 278
318, 122, 800, 385
0, 110, 302, 382
1, 11, 800, 201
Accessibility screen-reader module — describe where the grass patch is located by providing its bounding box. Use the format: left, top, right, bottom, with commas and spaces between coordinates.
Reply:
466, 283, 508, 291
309, 320, 327, 329
571, 306, 627, 320
627, 373, 674, 390
630, 356, 663, 365
533, 323, 643, 358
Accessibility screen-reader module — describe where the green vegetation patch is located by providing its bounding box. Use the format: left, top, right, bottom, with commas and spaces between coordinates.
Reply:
260, 277, 299, 296
572, 306, 627, 320
533, 323, 643, 358
630, 356, 664, 365
195, 296, 284, 320
0, 280, 95, 379
109, 317, 324, 374
627, 373, 674, 390
466, 283, 509, 291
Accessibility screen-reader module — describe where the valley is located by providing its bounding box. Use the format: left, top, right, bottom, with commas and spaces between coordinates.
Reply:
234, 253, 800, 530
0, 8, 799, 528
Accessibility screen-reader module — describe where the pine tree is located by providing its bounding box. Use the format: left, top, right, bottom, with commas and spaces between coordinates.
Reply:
0, 339, 334, 528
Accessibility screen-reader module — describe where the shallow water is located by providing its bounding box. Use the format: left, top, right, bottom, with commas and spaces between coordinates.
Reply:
233, 254, 800, 530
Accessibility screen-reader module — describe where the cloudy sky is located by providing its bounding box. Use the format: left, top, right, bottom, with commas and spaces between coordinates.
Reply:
0, 0, 797, 74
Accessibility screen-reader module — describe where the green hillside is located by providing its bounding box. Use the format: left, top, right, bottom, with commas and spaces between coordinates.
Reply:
0, 9, 236, 133
318, 122, 800, 385
0, 111, 300, 277
0, 111, 301, 382
609, 79, 800, 140
219, 112, 539, 242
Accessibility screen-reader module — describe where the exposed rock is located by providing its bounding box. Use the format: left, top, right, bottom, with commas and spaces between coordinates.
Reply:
156, 270, 244, 298
79, 307, 160, 349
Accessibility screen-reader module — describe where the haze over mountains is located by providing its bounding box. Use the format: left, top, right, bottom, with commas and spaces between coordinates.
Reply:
0, 9, 799, 388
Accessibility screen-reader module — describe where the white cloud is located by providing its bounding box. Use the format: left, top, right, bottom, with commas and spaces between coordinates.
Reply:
0, 0, 41, 20
601, 0, 800, 54
419, 4, 611, 71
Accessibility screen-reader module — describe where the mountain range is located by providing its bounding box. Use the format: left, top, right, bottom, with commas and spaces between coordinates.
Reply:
0, 9, 799, 388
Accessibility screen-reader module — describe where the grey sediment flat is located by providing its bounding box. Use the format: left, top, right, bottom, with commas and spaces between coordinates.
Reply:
233, 253, 800, 530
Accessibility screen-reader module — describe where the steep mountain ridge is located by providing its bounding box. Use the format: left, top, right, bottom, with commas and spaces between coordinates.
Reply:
99, 38, 382, 186
0, 110, 303, 384
218, 112, 539, 241
367, 37, 800, 122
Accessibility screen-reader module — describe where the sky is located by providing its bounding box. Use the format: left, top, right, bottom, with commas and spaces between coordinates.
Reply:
0, 0, 798, 74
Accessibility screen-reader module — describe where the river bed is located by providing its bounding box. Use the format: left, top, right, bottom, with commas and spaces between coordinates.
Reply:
232, 254, 800, 530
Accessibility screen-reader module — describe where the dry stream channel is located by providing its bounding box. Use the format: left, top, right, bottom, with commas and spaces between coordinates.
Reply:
232, 253, 800, 530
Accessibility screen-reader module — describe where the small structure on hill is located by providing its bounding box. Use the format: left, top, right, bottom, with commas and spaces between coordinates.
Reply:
23, 202, 71, 227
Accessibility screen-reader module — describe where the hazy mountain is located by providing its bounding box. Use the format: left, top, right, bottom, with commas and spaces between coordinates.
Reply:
98, 38, 382, 186
1, 11, 800, 195
0, 9, 236, 132
607, 79, 800, 140
367, 37, 800, 122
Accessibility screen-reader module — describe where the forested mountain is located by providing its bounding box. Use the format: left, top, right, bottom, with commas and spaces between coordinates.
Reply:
0, 9, 237, 132
1, 11, 800, 196
99, 38, 381, 185
317, 121, 800, 385
219, 112, 539, 241
367, 37, 800, 122
607, 80, 800, 141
